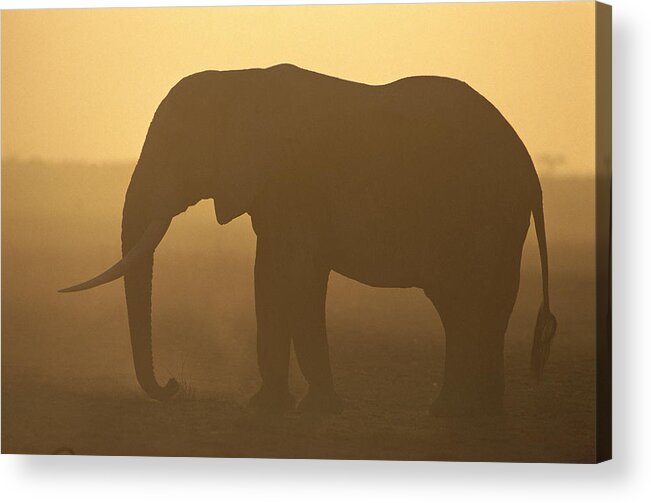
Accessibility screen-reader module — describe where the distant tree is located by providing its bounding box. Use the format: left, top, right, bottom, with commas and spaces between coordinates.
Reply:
536, 153, 567, 176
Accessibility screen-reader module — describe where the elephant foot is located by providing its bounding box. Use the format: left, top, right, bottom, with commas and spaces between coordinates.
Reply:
429, 391, 503, 417
298, 386, 344, 414
248, 386, 295, 414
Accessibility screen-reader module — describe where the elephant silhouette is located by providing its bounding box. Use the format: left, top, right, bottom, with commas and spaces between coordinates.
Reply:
61, 64, 557, 416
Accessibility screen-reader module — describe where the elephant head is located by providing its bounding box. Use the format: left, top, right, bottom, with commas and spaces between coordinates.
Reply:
60, 69, 288, 400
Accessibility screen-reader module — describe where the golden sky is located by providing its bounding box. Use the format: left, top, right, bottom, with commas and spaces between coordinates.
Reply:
2, 2, 595, 174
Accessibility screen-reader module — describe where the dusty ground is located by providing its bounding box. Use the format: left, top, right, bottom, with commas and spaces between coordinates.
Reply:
2, 160, 596, 462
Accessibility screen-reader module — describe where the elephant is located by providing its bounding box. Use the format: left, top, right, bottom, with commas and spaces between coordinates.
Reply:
61, 63, 557, 416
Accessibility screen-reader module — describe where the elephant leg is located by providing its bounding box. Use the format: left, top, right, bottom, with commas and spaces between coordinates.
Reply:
292, 272, 343, 414
428, 302, 511, 416
426, 232, 523, 416
249, 231, 337, 412
248, 236, 295, 412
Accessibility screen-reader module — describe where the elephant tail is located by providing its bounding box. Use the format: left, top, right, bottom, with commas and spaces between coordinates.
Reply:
530, 189, 557, 381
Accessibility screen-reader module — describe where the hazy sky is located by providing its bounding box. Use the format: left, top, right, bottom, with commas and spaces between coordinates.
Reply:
2, 2, 595, 174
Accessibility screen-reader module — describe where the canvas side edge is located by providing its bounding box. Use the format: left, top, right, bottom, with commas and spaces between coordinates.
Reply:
595, 0, 612, 464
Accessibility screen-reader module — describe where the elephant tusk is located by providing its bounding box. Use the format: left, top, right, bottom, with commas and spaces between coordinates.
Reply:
58, 219, 171, 293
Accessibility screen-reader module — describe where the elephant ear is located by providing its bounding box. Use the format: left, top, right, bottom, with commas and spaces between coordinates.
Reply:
212, 139, 285, 225
213, 162, 261, 224
211, 94, 293, 224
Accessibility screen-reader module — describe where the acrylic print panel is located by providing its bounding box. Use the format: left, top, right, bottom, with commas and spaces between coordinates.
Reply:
1, 1, 611, 462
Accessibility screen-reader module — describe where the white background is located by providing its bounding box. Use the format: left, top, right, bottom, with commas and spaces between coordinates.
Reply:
0, 0, 648, 501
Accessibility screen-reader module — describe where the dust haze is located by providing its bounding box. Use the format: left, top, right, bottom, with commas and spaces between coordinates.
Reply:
2, 159, 595, 461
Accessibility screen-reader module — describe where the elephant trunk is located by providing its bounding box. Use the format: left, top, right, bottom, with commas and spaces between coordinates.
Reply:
59, 154, 189, 400
121, 181, 179, 401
